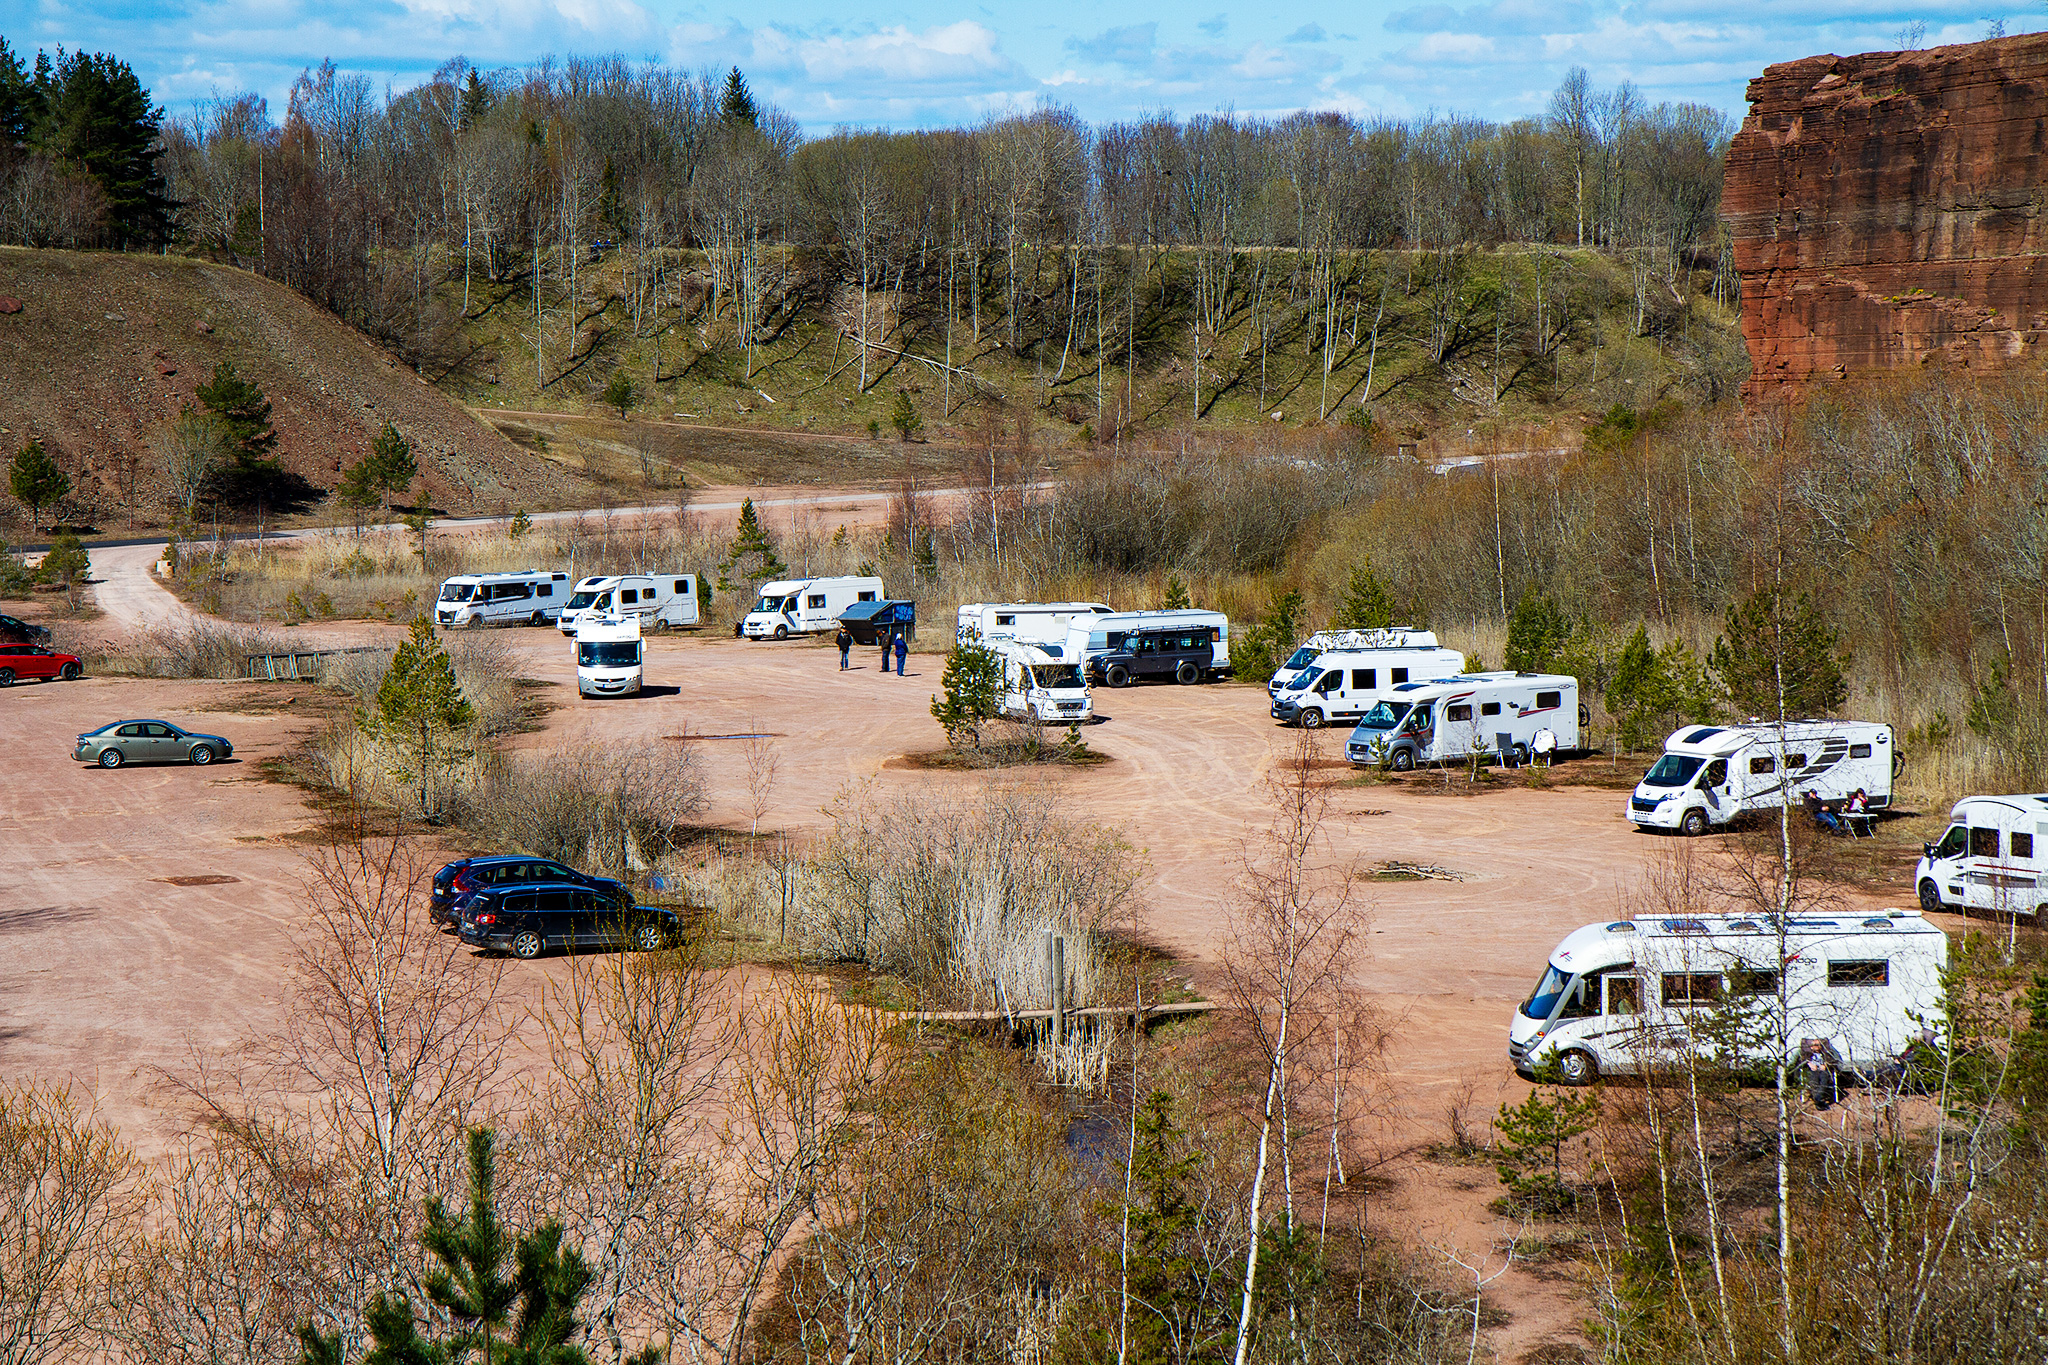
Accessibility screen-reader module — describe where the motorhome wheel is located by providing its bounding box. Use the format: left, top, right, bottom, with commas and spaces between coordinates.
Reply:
774, 623, 789, 639
651, 618, 669, 632
1390, 748, 1413, 772
467, 615, 484, 629
1512, 743, 1531, 767
1679, 808, 1708, 837
1175, 661, 1199, 685
1105, 664, 1131, 688
1300, 708, 1325, 729
1918, 880, 1945, 916
1578, 703, 1591, 728
1557, 1050, 1598, 1085
529, 611, 546, 627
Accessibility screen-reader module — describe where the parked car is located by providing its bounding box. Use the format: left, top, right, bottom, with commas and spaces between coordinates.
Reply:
457, 882, 682, 958
0, 642, 82, 686
0, 613, 51, 644
73, 719, 233, 768
430, 855, 626, 930
1087, 626, 1226, 687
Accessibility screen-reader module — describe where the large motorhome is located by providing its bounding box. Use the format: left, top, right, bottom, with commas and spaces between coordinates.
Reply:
1508, 911, 1948, 1084
1268, 643, 1467, 727
1344, 672, 1580, 769
741, 577, 885, 639
1061, 609, 1230, 675
1267, 627, 1447, 695
574, 616, 643, 698
557, 574, 701, 637
1915, 793, 2048, 917
435, 571, 570, 629
1627, 721, 1896, 836
993, 640, 1093, 723
956, 602, 1112, 649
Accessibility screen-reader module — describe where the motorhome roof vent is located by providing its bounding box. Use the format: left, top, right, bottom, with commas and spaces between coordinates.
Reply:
1606, 922, 1637, 933
1660, 918, 1710, 934
1728, 920, 1762, 932
1863, 918, 1894, 929
1683, 727, 1722, 743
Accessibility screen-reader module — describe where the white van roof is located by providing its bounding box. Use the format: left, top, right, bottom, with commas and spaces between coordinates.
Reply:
445, 570, 563, 584
576, 616, 642, 640
1947, 793, 2048, 820
1390, 671, 1572, 695
1550, 908, 1941, 971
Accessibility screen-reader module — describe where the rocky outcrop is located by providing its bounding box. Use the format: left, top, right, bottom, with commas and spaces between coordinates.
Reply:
1724, 36, 2048, 403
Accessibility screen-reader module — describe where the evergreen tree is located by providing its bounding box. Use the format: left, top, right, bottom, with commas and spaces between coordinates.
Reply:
1333, 558, 1398, 630
0, 38, 39, 149
1504, 585, 1572, 672
1162, 574, 1191, 610
30, 49, 167, 246
196, 360, 278, 463
600, 370, 638, 419
715, 498, 786, 594
338, 424, 417, 514
930, 630, 1004, 748
888, 390, 923, 442
1494, 1080, 1600, 1215
508, 509, 532, 541
718, 67, 758, 126
39, 532, 88, 588
369, 615, 475, 821
9, 438, 69, 529
1709, 589, 1849, 719
458, 67, 493, 132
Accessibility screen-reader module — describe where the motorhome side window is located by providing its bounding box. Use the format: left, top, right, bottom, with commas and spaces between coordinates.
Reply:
1481, 701, 1501, 716
808, 595, 826, 609
1536, 690, 1562, 709
537, 584, 552, 598
1391, 668, 1409, 684
1850, 743, 1872, 758
1828, 960, 1890, 988
620, 590, 638, 604
1661, 973, 1722, 1007
1970, 828, 2000, 858
2016, 833, 2036, 859
858, 591, 877, 602
1447, 703, 1473, 722
1728, 965, 1779, 996
1750, 756, 1776, 775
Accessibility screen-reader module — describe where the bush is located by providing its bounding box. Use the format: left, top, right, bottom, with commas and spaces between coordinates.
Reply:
137, 622, 297, 679
457, 742, 705, 883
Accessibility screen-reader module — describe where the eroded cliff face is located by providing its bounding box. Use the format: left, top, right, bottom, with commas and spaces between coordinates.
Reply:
1723, 36, 2048, 403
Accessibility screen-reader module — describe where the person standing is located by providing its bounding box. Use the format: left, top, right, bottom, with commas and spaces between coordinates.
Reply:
893, 631, 909, 676
880, 629, 894, 674
836, 625, 853, 670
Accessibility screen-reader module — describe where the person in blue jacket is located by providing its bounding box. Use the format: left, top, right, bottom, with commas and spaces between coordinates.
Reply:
892, 631, 909, 675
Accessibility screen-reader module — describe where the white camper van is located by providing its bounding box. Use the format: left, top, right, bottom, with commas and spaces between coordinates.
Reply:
1507, 911, 1949, 1084
1267, 627, 1446, 696
575, 616, 643, 698
993, 640, 1093, 723
1269, 643, 1467, 728
435, 571, 571, 629
1627, 721, 1896, 836
1344, 672, 1580, 769
1061, 610, 1231, 674
957, 602, 1112, 651
741, 577, 885, 639
557, 574, 701, 637
1915, 793, 2048, 917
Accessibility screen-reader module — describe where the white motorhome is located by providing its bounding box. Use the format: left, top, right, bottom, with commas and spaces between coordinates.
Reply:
1627, 721, 1896, 836
557, 574, 701, 637
575, 616, 643, 698
1507, 911, 1949, 1084
957, 602, 1112, 651
1269, 643, 1467, 728
1061, 609, 1230, 674
741, 577, 885, 639
993, 640, 1093, 723
1344, 672, 1580, 769
1915, 793, 2048, 917
1267, 627, 1445, 696
435, 571, 570, 629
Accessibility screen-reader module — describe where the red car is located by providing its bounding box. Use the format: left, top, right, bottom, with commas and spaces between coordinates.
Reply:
0, 641, 82, 686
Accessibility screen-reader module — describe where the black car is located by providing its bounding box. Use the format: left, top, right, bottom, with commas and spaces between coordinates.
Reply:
1088, 627, 1227, 687
430, 855, 626, 930
0, 613, 51, 645
457, 883, 682, 958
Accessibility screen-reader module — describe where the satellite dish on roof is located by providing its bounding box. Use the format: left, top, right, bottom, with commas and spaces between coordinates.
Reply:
1532, 728, 1558, 755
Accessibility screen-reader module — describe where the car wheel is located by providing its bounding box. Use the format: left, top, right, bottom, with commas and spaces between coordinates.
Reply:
1557, 1049, 1598, 1086
189, 745, 215, 766
1301, 707, 1325, 729
774, 623, 789, 640
0, 667, 13, 687
530, 611, 546, 627
1679, 808, 1708, 837
634, 923, 665, 952
1106, 664, 1131, 688
59, 662, 80, 680
467, 615, 484, 629
1175, 660, 1199, 685
1919, 879, 1946, 915
99, 748, 124, 769
511, 929, 543, 960
1391, 749, 1414, 772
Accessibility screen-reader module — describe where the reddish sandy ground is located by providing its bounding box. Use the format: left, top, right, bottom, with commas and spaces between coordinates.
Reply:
3, 529, 1935, 1363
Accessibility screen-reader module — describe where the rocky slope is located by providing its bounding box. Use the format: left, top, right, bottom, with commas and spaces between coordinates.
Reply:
1724, 35, 2048, 403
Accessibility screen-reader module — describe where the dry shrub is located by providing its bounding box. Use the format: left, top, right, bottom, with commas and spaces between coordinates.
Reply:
130, 621, 299, 678
457, 741, 707, 881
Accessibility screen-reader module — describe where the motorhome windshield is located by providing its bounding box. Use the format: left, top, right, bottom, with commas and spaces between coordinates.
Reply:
439, 583, 475, 602
755, 594, 794, 614
1643, 753, 1707, 788
1282, 645, 1319, 671
577, 641, 641, 667
1031, 664, 1084, 689
566, 591, 599, 610
1356, 700, 1412, 730
1522, 964, 1574, 1021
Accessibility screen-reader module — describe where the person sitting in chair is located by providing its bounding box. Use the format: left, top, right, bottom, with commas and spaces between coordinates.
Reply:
1804, 790, 1842, 835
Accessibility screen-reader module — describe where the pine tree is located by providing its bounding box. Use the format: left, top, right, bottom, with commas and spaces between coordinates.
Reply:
0, 38, 38, 150
1494, 1081, 1600, 1214
1709, 589, 1849, 719
1504, 585, 1572, 672
457, 67, 493, 132
718, 67, 758, 126
930, 630, 1004, 748
9, 438, 69, 529
715, 498, 786, 594
888, 390, 923, 442
369, 615, 475, 821
1333, 558, 1398, 630
1162, 574, 1191, 610
601, 370, 638, 419
196, 360, 278, 463
29, 48, 166, 245
508, 509, 532, 541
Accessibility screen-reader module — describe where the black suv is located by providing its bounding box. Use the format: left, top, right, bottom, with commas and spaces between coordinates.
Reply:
457, 883, 682, 958
0, 613, 50, 645
1089, 627, 1226, 687
431, 855, 625, 930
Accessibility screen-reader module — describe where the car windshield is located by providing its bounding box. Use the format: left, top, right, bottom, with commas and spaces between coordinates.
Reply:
1643, 753, 1706, 788
1282, 645, 1318, 671
1030, 664, 1084, 689
567, 591, 599, 610
578, 642, 641, 666
1522, 964, 1575, 1021
439, 583, 474, 602
1355, 700, 1412, 730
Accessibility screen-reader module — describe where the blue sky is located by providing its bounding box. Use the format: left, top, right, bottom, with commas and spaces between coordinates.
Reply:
9, 0, 2039, 130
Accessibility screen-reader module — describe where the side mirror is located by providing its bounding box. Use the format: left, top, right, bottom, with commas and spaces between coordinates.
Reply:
1922, 843, 1939, 861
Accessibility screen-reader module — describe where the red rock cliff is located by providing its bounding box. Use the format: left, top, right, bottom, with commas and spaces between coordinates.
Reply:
1723, 36, 2048, 403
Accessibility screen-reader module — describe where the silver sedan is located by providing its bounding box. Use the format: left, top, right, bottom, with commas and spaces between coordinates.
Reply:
73, 719, 235, 768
